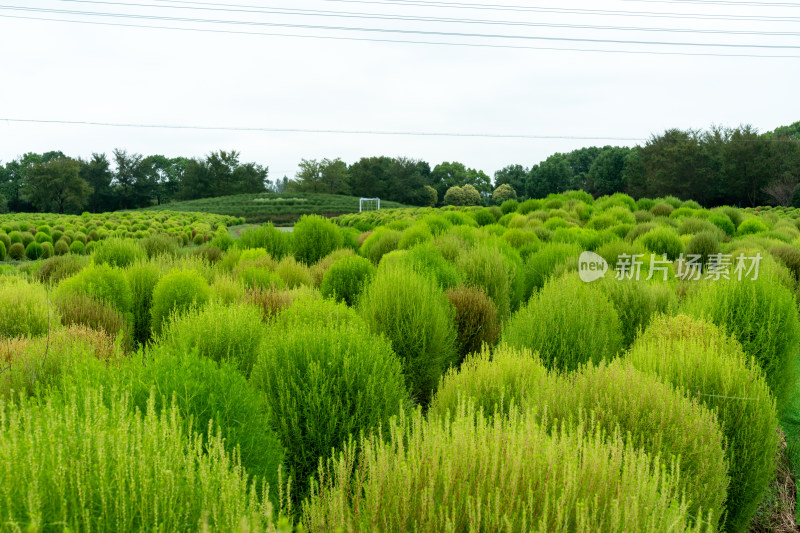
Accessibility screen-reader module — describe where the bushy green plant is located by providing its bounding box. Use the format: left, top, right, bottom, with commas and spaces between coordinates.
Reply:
360, 227, 401, 264
0, 325, 117, 398
92, 238, 146, 267
54, 239, 69, 256
0, 233, 9, 255
503, 274, 623, 372
0, 278, 56, 339
682, 275, 800, 409
628, 314, 779, 533
105, 348, 286, 495
639, 227, 684, 260
293, 215, 343, 264
455, 243, 515, 321
500, 198, 518, 214
0, 240, 5, 261
125, 261, 161, 345
684, 231, 721, 266
390, 242, 461, 289
397, 224, 432, 250
0, 387, 273, 531
358, 263, 457, 404
7, 242, 24, 260
55, 264, 133, 318
304, 402, 713, 532
54, 292, 131, 348
250, 321, 408, 496
149, 269, 211, 335
737, 217, 769, 236
521, 241, 581, 299
320, 254, 376, 306
274, 255, 313, 288
40, 242, 53, 259
69, 240, 84, 255
429, 347, 728, 526
157, 300, 265, 376
238, 222, 292, 259
140, 233, 178, 258
237, 265, 286, 291
597, 277, 676, 347
768, 244, 800, 280
444, 286, 500, 361
24, 241, 43, 260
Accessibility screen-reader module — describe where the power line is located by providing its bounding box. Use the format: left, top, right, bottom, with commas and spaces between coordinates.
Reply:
3, 5, 799, 49
0, 117, 649, 141
58, 0, 800, 36
317, 0, 800, 18
622, 0, 800, 7
5, 13, 799, 57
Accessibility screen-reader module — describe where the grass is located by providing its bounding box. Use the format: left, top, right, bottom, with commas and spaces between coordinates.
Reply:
140, 193, 407, 224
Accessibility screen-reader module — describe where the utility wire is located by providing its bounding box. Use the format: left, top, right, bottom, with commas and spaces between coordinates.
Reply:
5, 13, 799, 57
3, 5, 799, 49
59, 0, 800, 36
622, 0, 800, 7
0, 117, 649, 141
316, 0, 800, 19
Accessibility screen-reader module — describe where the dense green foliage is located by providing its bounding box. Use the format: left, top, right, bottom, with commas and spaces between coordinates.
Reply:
149, 269, 211, 335
628, 315, 779, 533
250, 321, 408, 496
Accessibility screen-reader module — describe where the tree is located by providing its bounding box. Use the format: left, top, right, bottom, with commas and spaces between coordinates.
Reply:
587, 147, 632, 196
565, 146, 602, 190
292, 159, 324, 193
493, 164, 528, 199
462, 185, 482, 205
23, 157, 92, 213
492, 183, 517, 204
2, 153, 41, 212
113, 149, 145, 209
347, 156, 392, 198
319, 158, 350, 195
81, 153, 114, 212
431, 162, 491, 203
443, 186, 466, 206
0, 193, 7, 214
764, 173, 799, 206
526, 154, 571, 198
420, 185, 437, 207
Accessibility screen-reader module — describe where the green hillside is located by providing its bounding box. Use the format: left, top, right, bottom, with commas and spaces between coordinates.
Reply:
139, 193, 406, 224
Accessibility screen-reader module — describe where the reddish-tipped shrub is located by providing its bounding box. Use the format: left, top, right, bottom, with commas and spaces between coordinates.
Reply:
445, 285, 501, 361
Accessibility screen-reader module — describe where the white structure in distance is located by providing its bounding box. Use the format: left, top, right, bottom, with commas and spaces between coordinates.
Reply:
359, 197, 381, 212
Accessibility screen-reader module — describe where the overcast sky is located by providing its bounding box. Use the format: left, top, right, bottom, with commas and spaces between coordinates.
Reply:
0, 0, 798, 181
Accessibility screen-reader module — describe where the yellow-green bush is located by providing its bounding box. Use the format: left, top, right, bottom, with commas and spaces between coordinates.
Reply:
0, 278, 56, 339
149, 269, 211, 335
628, 315, 779, 533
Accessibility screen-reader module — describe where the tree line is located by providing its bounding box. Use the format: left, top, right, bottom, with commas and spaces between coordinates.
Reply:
1, 121, 798, 214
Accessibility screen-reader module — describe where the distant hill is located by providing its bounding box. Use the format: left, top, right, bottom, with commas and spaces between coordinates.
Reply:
139, 193, 406, 224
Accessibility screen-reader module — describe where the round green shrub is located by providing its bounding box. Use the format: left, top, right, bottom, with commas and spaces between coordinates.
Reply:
471, 208, 496, 226
503, 274, 623, 372
34, 232, 52, 244
37, 256, 86, 286
397, 224, 432, 250
293, 215, 343, 264
684, 231, 721, 266
157, 300, 265, 376
769, 244, 800, 280
0, 241, 5, 261
274, 256, 313, 288
7, 242, 24, 261
68, 241, 84, 255
320, 254, 376, 306
0, 387, 272, 531
360, 228, 401, 264
639, 227, 684, 260
650, 202, 674, 217
238, 223, 292, 259
681, 275, 800, 410
628, 315, 779, 533
56, 264, 133, 317
597, 277, 677, 348
7, 231, 21, 245
390, 242, 461, 289
111, 348, 285, 494
141, 233, 178, 258
500, 199, 519, 214
192, 233, 205, 245
54, 292, 130, 348
92, 238, 146, 267
149, 269, 211, 336
455, 243, 515, 321
444, 285, 500, 361
522, 241, 581, 298
54, 239, 69, 256
40, 242, 53, 259
0, 278, 56, 339
304, 400, 713, 532
237, 266, 285, 291
24, 241, 43, 261
0, 233, 9, 255
429, 347, 728, 527
19, 232, 34, 247
250, 321, 408, 496
737, 218, 769, 236
358, 263, 457, 405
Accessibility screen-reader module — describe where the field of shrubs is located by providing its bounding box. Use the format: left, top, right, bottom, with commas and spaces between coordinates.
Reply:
1, 190, 800, 532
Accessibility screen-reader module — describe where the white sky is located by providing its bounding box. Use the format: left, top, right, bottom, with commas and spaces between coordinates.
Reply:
0, 0, 798, 181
